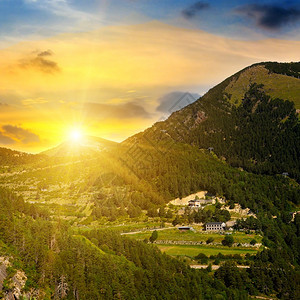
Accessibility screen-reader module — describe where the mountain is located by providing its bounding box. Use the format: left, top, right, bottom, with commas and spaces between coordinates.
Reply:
42, 135, 117, 157
123, 62, 300, 181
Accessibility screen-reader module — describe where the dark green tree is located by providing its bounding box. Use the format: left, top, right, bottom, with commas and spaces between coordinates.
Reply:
149, 230, 158, 243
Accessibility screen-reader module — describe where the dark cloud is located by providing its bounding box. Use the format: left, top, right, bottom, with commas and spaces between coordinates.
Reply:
2, 125, 40, 144
37, 50, 53, 57
0, 103, 9, 107
182, 1, 210, 19
85, 101, 151, 119
20, 50, 60, 74
0, 132, 15, 145
156, 91, 200, 114
235, 4, 300, 31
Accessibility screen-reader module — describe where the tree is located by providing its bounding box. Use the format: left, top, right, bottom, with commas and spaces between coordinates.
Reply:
215, 202, 222, 209
158, 207, 166, 218
250, 239, 257, 246
195, 253, 208, 264
165, 210, 173, 219
206, 237, 214, 244
222, 235, 234, 247
172, 216, 180, 226
149, 230, 158, 243
147, 208, 158, 218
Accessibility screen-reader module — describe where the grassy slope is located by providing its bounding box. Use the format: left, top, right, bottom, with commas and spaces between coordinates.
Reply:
225, 65, 300, 108
128, 229, 262, 244
157, 245, 258, 257
127, 229, 261, 257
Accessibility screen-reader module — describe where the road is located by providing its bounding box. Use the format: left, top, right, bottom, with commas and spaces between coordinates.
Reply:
120, 227, 174, 235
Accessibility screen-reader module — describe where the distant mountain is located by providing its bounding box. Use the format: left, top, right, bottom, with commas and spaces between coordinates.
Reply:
124, 62, 300, 181
42, 135, 117, 157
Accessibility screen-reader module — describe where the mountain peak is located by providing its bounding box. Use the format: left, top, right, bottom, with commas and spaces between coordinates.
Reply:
41, 135, 117, 157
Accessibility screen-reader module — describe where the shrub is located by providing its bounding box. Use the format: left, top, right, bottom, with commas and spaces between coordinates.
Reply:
206, 237, 214, 244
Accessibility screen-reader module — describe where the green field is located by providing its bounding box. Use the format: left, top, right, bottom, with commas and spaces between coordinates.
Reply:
157, 244, 258, 257
128, 228, 262, 244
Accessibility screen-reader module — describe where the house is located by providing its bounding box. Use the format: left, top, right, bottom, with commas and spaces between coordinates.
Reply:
205, 222, 226, 231
178, 226, 195, 232
188, 199, 201, 207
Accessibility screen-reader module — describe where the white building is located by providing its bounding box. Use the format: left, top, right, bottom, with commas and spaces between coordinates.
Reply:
205, 222, 226, 231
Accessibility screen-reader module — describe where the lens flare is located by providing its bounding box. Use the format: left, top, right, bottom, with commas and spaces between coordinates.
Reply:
70, 129, 82, 142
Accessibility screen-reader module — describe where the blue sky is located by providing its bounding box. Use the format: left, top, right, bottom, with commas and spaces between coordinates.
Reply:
1, 0, 300, 45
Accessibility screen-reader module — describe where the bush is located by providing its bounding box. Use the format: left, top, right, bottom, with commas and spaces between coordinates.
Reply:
206, 237, 214, 244
195, 253, 208, 264
222, 235, 234, 247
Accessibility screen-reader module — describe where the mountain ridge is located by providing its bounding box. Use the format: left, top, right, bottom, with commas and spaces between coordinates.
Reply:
41, 135, 117, 157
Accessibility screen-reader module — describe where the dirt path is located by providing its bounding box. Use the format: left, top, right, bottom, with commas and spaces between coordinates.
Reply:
120, 227, 174, 235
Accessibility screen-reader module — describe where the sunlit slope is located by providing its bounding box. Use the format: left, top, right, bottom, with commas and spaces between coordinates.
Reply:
225, 63, 300, 108
42, 136, 117, 157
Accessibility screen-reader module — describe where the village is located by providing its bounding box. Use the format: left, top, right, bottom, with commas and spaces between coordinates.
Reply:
0, 159, 263, 269
117, 190, 262, 269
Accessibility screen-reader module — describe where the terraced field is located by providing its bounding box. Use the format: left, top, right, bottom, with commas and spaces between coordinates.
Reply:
157, 244, 258, 257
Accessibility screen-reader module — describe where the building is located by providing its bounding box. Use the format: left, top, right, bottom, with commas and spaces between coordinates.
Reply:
178, 226, 195, 232
205, 222, 226, 231
188, 199, 201, 207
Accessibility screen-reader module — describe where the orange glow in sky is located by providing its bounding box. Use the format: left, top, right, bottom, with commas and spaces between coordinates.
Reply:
0, 22, 299, 153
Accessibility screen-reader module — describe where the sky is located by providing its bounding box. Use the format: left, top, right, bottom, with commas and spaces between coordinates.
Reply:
0, 0, 299, 152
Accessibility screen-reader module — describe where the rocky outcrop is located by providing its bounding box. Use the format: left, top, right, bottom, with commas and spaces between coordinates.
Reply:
0, 257, 27, 300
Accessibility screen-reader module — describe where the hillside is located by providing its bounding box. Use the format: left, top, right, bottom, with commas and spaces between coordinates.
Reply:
0, 187, 252, 299
124, 62, 300, 182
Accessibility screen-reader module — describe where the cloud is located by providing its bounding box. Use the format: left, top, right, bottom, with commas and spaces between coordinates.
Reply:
22, 97, 49, 106
19, 50, 60, 73
0, 132, 15, 145
156, 92, 200, 114
0, 103, 9, 108
37, 50, 53, 57
84, 101, 151, 120
2, 125, 40, 144
182, 1, 210, 19
235, 4, 300, 31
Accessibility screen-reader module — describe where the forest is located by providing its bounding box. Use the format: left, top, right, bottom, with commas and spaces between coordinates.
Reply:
0, 185, 299, 299
131, 82, 300, 182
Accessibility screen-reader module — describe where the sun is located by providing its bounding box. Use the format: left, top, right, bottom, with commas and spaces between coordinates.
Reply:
69, 129, 83, 142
